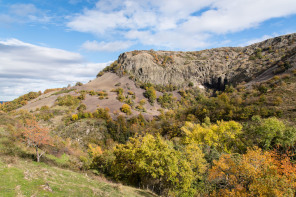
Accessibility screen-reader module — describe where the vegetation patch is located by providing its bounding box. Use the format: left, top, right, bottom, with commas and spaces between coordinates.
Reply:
56, 95, 80, 106
52, 89, 75, 96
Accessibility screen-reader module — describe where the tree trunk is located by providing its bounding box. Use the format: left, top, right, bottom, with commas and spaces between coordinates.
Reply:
36, 147, 40, 162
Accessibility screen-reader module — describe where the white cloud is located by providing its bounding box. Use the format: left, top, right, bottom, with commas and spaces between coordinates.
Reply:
67, 0, 296, 49
0, 39, 111, 101
82, 40, 134, 51
181, 0, 296, 34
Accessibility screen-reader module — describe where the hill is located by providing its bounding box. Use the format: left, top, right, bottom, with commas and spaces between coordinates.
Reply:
1, 33, 296, 196
109, 33, 296, 89
8, 33, 294, 118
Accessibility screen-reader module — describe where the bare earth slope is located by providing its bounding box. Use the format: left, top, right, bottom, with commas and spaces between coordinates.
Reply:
21, 73, 162, 118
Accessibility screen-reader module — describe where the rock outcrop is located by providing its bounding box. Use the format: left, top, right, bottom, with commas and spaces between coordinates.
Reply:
114, 33, 296, 90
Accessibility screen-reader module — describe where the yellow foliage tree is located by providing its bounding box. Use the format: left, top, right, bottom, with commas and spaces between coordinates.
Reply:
88, 144, 103, 158
112, 134, 207, 195
181, 120, 243, 153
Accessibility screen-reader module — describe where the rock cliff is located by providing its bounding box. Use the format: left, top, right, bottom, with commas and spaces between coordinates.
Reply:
113, 33, 296, 89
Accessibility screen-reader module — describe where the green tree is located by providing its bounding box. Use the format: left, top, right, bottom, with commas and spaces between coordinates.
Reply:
244, 116, 296, 150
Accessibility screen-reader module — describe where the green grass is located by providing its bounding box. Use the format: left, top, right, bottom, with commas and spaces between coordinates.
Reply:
0, 157, 157, 197
46, 153, 70, 167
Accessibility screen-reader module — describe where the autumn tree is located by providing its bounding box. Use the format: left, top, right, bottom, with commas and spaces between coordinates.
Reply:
23, 119, 52, 162
209, 148, 296, 196
88, 144, 103, 158
111, 134, 206, 195
181, 120, 243, 153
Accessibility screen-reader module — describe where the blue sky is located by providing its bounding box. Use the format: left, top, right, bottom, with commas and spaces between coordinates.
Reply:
0, 0, 296, 101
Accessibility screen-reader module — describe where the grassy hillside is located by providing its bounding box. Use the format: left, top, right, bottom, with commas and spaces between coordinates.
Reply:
0, 156, 156, 197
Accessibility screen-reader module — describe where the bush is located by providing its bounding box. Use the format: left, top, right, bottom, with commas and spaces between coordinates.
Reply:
44, 88, 61, 94
112, 88, 123, 95
75, 82, 83, 86
143, 86, 157, 104
121, 104, 132, 115
127, 91, 134, 96
139, 99, 146, 106
157, 93, 176, 109
92, 108, 110, 119
40, 105, 50, 111
257, 84, 268, 93
117, 94, 125, 102
96, 71, 104, 77
135, 105, 146, 112
0, 91, 41, 112
71, 114, 78, 121
56, 95, 80, 106
255, 48, 263, 59
77, 104, 86, 112
89, 90, 96, 96
77, 92, 86, 100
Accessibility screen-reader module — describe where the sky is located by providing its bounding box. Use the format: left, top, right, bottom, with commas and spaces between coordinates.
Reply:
1, 0, 296, 101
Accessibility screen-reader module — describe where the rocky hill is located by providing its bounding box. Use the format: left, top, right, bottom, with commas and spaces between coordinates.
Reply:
111, 33, 296, 90
4, 33, 295, 118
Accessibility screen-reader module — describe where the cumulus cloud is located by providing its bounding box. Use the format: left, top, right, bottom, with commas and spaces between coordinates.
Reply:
82, 40, 134, 51
0, 39, 111, 101
67, 0, 296, 50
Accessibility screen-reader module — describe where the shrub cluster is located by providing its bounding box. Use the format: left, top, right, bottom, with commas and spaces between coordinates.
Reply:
56, 95, 80, 106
